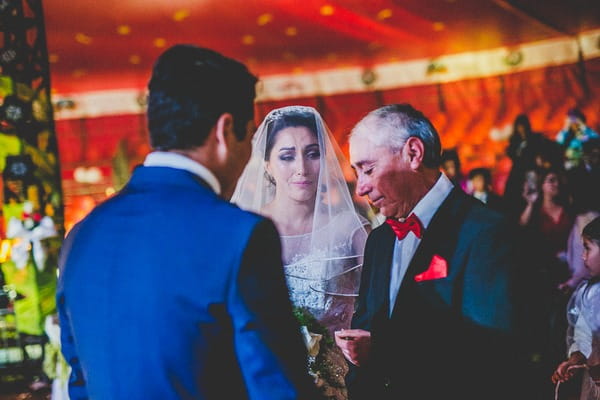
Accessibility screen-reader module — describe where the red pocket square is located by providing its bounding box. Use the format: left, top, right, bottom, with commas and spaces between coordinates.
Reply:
414, 254, 448, 282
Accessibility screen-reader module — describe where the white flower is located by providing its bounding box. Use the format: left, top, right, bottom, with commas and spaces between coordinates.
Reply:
22, 201, 34, 214
23, 219, 34, 229
300, 325, 323, 357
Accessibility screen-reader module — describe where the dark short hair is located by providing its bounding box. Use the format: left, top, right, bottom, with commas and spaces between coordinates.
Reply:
468, 167, 492, 184
264, 108, 318, 161
441, 148, 460, 166
147, 44, 257, 150
582, 216, 600, 243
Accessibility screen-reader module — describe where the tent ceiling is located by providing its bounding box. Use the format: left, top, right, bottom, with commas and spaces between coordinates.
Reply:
44, 0, 600, 93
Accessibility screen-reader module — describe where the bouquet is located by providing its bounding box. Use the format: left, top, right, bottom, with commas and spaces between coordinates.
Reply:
292, 307, 346, 397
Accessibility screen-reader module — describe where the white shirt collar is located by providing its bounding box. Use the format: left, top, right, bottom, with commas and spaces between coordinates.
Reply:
143, 151, 221, 195
473, 191, 488, 204
405, 173, 454, 229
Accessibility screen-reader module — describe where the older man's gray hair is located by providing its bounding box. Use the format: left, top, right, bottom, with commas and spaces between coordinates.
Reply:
350, 104, 442, 168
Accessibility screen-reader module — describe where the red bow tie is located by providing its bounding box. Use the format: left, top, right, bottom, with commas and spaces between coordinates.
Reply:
386, 213, 423, 240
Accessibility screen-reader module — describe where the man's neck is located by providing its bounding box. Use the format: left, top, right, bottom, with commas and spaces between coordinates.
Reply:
393, 170, 440, 219
154, 148, 224, 195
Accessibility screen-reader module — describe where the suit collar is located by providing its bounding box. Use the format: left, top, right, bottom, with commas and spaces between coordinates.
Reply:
371, 224, 397, 317
405, 188, 470, 275
128, 166, 217, 195
143, 151, 221, 194
409, 173, 454, 229
366, 188, 475, 320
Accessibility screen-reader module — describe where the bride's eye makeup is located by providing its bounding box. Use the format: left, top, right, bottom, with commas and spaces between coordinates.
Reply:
279, 153, 294, 161
306, 150, 320, 159
305, 144, 320, 160
278, 147, 295, 161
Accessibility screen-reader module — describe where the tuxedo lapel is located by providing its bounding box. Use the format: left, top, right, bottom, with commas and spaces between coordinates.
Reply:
129, 166, 217, 195
392, 189, 472, 317
407, 189, 468, 277
370, 224, 397, 318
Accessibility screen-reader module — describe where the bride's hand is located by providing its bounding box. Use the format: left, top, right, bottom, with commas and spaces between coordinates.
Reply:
334, 329, 371, 366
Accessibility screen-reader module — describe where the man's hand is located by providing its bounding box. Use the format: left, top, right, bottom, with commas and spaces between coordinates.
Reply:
334, 329, 371, 367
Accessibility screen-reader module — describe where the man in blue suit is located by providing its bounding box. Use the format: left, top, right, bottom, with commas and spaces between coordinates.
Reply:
58, 45, 317, 399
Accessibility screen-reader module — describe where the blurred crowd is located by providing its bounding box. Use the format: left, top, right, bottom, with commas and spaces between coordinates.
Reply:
441, 108, 599, 398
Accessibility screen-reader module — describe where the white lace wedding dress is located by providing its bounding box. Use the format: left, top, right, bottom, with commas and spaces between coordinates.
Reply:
283, 211, 365, 335
282, 211, 367, 400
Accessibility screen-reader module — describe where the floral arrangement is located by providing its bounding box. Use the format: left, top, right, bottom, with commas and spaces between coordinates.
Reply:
292, 307, 346, 395
293, 306, 333, 347
5, 201, 57, 270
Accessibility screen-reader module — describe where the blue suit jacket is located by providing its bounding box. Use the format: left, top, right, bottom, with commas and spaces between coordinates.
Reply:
58, 166, 316, 399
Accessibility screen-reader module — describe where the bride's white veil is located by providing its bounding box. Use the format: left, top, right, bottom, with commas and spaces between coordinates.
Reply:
231, 106, 370, 300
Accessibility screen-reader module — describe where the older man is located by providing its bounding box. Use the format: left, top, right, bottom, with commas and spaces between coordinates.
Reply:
336, 104, 523, 399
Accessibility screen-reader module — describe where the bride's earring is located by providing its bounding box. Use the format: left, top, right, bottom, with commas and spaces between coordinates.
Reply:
264, 171, 276, 186
264, 162, 276, 186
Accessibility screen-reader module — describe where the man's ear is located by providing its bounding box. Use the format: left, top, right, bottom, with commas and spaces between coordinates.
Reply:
214, 113, 234, 161
215, 113, 234, 145
404, 136, 425, 169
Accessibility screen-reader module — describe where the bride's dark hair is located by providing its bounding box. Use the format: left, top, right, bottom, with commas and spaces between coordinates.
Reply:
264, 108, 319, 161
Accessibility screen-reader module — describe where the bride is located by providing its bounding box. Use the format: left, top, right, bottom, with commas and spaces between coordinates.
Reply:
232, 106, 370, 399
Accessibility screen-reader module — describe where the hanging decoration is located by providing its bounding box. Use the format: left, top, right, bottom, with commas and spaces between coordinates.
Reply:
426, 59, 448, 75
0, 0, 63, 345
361, 68, 377, 86
504, 50, 524, 67
6, 201, 57, 270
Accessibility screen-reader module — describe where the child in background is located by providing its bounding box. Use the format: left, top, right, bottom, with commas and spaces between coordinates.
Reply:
552, 216, 600, 399
467, 167, 505, 213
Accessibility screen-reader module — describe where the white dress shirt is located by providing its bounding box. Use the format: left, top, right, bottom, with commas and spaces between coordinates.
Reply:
389, 173, 454, 316
143, 151, 221, 195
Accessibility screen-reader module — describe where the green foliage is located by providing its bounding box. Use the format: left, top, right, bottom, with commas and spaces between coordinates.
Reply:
292, 307, 347, 396
292, 306, 333, 346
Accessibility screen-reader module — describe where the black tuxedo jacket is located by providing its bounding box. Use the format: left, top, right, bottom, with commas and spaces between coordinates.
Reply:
347, 189, 525, 400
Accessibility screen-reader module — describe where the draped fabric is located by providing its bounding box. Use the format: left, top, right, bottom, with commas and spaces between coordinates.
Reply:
55, 59, 600, 229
